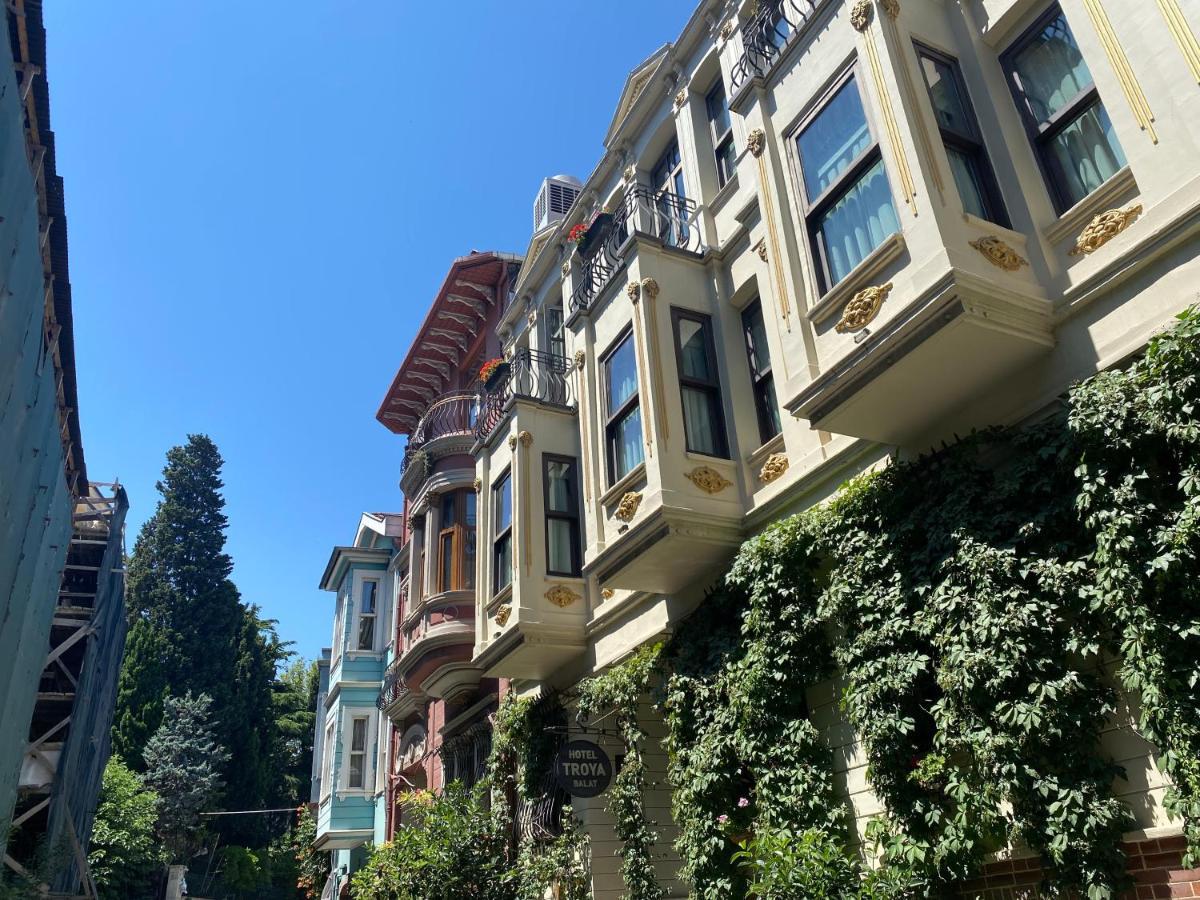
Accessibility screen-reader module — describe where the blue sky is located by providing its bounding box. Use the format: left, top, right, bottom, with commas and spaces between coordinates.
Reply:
46, 3, 687, 662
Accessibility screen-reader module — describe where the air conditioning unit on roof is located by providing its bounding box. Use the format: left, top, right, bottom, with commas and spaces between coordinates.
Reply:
533, 175, 582, 232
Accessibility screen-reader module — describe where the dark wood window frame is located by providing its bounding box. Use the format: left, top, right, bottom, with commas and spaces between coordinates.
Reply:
492, 470, 513, 595
436, 489, 476, 593
602, 327, 643, 485
706, 78, 736, 189
670, 307, 730, 459
542, 454, 582, 577
740, 299, 782, 445
914, 42, 1010, 227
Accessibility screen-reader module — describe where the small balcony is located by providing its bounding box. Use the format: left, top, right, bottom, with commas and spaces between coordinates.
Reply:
400, 391, 479, 487
474, 349, 575, 445
730, 0, 831, 95
377, 658, 410, 713
568, 186, 702, 318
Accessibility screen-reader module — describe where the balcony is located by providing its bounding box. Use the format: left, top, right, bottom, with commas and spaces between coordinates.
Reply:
730, 0, 830, 94
400, 390, 479, 483
568, 186, 702, 318
377, 658, 409, 713
474, 348, 575, 445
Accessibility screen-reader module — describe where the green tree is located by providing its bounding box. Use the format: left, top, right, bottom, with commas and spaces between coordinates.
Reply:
88, 758, 164, 899
273, 659, 318, 805
143, 693, 229, 863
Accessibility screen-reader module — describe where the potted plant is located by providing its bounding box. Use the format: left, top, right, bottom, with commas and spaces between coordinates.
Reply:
479, 357, 508, 390
576, 213, 613, 259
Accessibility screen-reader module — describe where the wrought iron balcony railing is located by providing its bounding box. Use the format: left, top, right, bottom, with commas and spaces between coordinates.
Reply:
730, 0, 826, 92
474, 348, 575, 442
377, 658, 409, 711
568, 186, 702, 317
400, 391, 479, 478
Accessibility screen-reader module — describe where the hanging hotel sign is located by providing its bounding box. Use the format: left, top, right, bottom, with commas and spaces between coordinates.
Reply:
553, 740, 612, 797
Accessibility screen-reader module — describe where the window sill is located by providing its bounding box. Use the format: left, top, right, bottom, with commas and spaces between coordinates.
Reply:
486, 583, 513, 616
684, 449, 734, 466
600, 462, 647, 508
807, 231, 907, 325
961, 212, 1029, 249
709, 171, 741, 215
1043, 166, 1137, 246
345, 650, 384, 659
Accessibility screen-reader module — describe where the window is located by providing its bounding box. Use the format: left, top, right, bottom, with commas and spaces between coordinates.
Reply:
916, 45, 1009, 226
437, 490, 477, 593
543, 456, 581, 576
672, 310, 729, 458
795, 71, 899, 290
320, 719, 335, 800
741, 300, 782, 444
348, 715, 369, 789
546, 305, 566, 359
706, 80, 736, 188
1002, 6, 1126, 212
493, 471, 513, 594
652, 139, 689, 245
357, 580, 378, 650
603, 331, 644, 483
331, 595, 345, 659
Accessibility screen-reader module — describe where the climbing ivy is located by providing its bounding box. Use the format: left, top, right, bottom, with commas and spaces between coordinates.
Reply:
577, 643, 665, 900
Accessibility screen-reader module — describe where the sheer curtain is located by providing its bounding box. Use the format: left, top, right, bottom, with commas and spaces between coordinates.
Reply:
1048, 104, 1125, 206
820, 160, 900, 284
681, 388, 718, 456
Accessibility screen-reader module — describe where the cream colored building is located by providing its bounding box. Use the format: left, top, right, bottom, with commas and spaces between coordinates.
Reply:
460, 0, 1200, 896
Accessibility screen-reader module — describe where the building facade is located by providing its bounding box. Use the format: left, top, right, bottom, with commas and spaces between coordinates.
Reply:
319, 0, 1200, 895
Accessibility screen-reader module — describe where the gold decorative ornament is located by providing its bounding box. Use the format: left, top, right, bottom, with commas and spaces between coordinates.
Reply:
747, 128, 765, 158
561, 260, 570, 278
624, 164, 637, 183
850, 0, 874, 31
601, 588, 615, 600
687, 466, 733, 494
720, 20, 736, 39
518, 430, 533, 448
674, 89, 687, 109
759, 452, 789, 484
495, 605, 511, 626
472, 478, 481, 493
626, 281, 641, 302
969, 236, 1028, 271
574, 349, 586, 370
881, 0, 900, 18
1069, 204, 1143, 255
754, 240, 768, 262
614, 491, 643, 522
507, 435, 517, 450
835, 282, 893, 333
640, 277, 660, 300
526, 309, 536, 328
545, 585, 581, 608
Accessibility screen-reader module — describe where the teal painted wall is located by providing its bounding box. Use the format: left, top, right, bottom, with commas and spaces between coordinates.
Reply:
0, 28, 74, 854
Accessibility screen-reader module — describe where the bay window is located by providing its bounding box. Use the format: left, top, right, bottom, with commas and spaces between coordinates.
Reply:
437, 489, 476, 593
357, 579, 378, 650
603, 330, 644, 483
1002, 5, 1126, 212
348, 715, 369, 789
794, 69, 899, 290
493, 471, 513, 594
741, 300, 782, 444
672, 309, 729, 458
543, 456, 581, 577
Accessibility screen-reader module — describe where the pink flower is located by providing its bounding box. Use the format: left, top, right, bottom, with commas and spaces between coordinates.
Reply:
717, 814, 729, 824
737, 797, 749, 808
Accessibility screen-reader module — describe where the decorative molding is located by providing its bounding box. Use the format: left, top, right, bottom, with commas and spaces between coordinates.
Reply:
574, 349, 586, 370
624, 164, 637, 183
720, 20, 736, 40
835, 282, 893, 333
850, 0, 874, 31
674, 89, 687, 109
560, 260, 570, 278
495, 605, 511, 627
1081, 0, 1157, 143
686, 466, 733, 494
507, 435, 517, 450
472, 478, 481, 493
518, 430, 533, 448
754, 239, 768, 262
601, 588, 615, 600
1157, 0, 1200, 83
614, 491, 643, 522
759, 453, 790, 484
626, 281, 641, 302
1069, 204, 1143, 255
640, 277, 660, 300
545, 585, 581, 608
859, 17, 917, 212
881, 0, 900, 17
969, 236, 1028, 271
747, 128, 765, 158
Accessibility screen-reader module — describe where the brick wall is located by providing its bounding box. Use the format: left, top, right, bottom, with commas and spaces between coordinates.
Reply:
958, 835, 1200, 898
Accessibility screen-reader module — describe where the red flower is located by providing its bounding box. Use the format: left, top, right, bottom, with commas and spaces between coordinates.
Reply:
479, 357, 505, 382
568, 223, 588, 244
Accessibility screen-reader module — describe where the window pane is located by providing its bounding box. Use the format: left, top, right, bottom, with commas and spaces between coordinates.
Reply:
494, 475, 512, 532
742, 304, 771, 379
946, 146, 989, 220
361, 581, 377, 615
682, 386, 721, 456
1010, 12, 1094, 123
614, 407, 645, 479
920, 55, 973, 136
351, 718, 367, 752
464, 522, 476, 590
756, 374, 783, 441
797, 77, 871, 201
547, 519, 574, 573
358, 615, 374, 650
441, 533, 454, 589
464, 491, 476, 527
1046, 102, 1126, 207
716, 137, 737, 187
546, 459, 573, 512
817, 158, 899, 285
547, 307, 565, 358
349, 754, 364, 788
677, 318, 712, 381
495, 534, 512, 591
607, 337, 638, 411
441, 493, 456, 526
706, 82, 731, 138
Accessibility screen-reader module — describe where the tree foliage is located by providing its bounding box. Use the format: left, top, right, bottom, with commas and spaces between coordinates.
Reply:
88, 758, 164, 899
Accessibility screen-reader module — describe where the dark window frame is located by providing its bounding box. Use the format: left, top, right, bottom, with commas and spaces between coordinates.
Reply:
670, 307, 730, 459
546, 304, 566, 359
602, 327, 644, 485
706, 78, 737, 189
1000, 3, 1122, 213
652, 138, 689, 244
357, 579, 379, 651
542, 454, 582, 577
492, 469, 513, 595
436, 489, 476, 593
790, 65, 896, 293
914, 42, 1010, 227
740, 299, 782, 445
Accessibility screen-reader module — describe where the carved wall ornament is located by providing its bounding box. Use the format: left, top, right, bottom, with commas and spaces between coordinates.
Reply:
881, 0, 900, 18
495, 605, 511, 626
687, 466, 733, 494
614, 491, 643, 522
507, 435, 517, 450
601, 588, 615, 600
561, 260, 571, 278
518, 430, 533, 448
545, 585, 581, 608
850, 0, 874, 31
640, 277, 660, 300
754, 240, 768, 262
1069, 204, 1143, 256
472, 478, 481, 493
624, 164, 637, 183
626, 281, 641, 303
835, 282, 893, 333
674, 89, 687, 109
747, 128, 766, 158
720, 20, 736, 40
574, 349, 586, 370
759, 452, 790, 484
526, 308, 537, 328
969, 236, 1028, 271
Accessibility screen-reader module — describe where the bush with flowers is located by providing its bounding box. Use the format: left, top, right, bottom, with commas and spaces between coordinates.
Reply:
567, 223, 588, 245
479, 357, 506, 384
